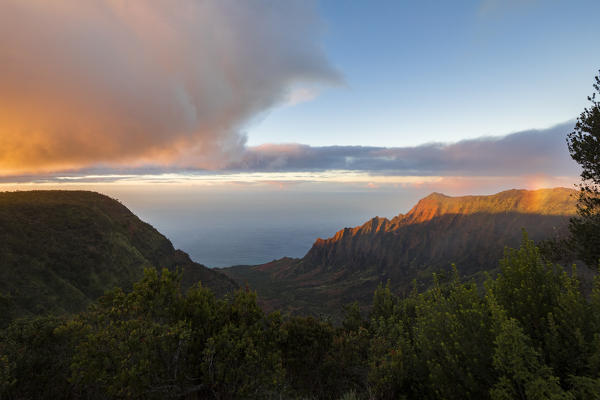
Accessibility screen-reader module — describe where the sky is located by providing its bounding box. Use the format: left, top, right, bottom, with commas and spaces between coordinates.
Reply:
251, 0, 600, 146
0, 0, 598, 265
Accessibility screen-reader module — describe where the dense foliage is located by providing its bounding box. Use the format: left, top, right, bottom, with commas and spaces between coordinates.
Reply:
567, 70, 600, 266
0, 191, 236, 324
2, 236, 600, 399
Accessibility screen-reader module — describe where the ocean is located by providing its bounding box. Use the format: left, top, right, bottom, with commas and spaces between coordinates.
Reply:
116, 188, 422, 267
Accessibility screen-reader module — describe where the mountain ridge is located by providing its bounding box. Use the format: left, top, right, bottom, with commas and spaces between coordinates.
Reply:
224, 187, 578, 317
315, 187, 576, 243
0, 190, 237, 324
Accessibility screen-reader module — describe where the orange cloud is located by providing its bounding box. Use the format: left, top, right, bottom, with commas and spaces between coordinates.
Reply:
0, 0, 338, 176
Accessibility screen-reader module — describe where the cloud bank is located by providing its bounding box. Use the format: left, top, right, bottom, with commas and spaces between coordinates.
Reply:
0, 122, 580, 185
232, 122, 579, 177
0, 0, 339, 175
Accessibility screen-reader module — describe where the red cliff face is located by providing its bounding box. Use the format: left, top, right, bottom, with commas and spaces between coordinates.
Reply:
305, 188, 577, 273
316, 188, 575, 241
397, 188, 576, 225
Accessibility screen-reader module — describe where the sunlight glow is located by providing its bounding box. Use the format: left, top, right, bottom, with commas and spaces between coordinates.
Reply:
0, 171, 443, 187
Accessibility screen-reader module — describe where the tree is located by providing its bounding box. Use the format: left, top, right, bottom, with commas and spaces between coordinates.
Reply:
490, 317, 571, 400
0, 316, 76, 399
280, 316, 335, 398
567, 69, 600, 266
412, 271, 497, 399
70, 268, 285, 399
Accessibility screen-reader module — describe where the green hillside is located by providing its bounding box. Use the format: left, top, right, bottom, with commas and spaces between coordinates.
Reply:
0, 190, 236, 324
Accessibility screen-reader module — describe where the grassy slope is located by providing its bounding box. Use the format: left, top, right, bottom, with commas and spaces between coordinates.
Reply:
0, 190, 237, 322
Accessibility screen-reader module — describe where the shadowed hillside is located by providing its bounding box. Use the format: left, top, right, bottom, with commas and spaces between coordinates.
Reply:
224, 188, 577, 317
0, 190, 237, 323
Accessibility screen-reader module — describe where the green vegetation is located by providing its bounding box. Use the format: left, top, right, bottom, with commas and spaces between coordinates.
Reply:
2, 235, 600, 399
0, 190, 237, 325
568, 70, 600, 266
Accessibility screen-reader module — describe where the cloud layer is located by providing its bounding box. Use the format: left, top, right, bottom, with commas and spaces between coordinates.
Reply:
232, 122, 579, 177
0, 0, 338, 175
0, 121, 579, 186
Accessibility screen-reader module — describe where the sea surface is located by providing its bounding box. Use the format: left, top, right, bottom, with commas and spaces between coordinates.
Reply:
117, 188, 422, 267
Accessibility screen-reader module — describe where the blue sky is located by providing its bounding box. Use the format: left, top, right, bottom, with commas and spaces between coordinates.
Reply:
248, 0, 600, 147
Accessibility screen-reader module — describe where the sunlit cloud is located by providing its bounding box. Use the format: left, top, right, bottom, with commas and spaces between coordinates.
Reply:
0, 0, 339, 175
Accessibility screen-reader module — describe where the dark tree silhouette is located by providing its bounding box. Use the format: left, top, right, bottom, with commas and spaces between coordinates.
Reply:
567, 70, 600, 266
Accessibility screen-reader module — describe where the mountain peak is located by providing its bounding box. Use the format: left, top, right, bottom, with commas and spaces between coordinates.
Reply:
310, 187, 577, 248
399, 187, 576, 225
423, 192, 450, 199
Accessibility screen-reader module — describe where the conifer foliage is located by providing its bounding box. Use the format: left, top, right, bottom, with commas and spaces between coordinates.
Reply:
567, 69, 600, 266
